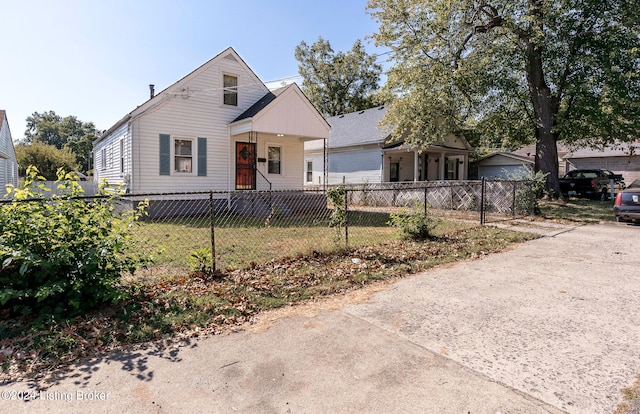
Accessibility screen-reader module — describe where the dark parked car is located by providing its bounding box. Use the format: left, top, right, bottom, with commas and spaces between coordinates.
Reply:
559, 169, 616, 200
614, 180, 640, 223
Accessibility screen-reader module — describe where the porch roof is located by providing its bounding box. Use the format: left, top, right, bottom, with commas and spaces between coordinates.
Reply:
229, 83, 330, 141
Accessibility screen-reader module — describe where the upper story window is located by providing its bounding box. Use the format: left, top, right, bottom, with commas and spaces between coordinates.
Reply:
223, 74, 238, 106
174, 139, 193, 173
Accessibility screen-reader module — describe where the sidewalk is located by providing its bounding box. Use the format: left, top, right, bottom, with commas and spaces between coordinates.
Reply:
2, 223, 638, 413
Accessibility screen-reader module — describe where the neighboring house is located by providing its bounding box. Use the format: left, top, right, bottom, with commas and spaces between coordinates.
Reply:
510, 143, 570, 178
563, 142, 640, 184
94, 47, 329, 194
304, 106, 473, 185
470, 152, 534, 180
0, 110, 19, 196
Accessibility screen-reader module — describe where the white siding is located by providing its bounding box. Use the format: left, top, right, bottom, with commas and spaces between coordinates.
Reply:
327, 146, 382, 184
0, 115, 18, 195
261, 135, 303, 190
94, 123, 131, 190
131, 54, 268, 193
305, 150, 325, 186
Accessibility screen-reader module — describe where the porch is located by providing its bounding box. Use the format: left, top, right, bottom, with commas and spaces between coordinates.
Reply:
383, 147, 470, 182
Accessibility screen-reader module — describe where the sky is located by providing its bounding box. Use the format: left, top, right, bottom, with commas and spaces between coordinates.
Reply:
1, 0, 387, 142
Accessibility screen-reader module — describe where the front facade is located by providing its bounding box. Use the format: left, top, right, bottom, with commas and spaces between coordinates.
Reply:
563, 142, 640, 184
94, 48, 329, 193
304, 106, 473, 185
0, 110, 19, 196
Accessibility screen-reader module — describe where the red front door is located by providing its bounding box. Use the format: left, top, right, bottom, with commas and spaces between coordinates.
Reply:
236, 142, 256, 190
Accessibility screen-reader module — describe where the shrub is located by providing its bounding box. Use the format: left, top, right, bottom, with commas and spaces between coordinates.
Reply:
327, 186, 347, 246
388, 203, 440, 241
0, 167, 150, 323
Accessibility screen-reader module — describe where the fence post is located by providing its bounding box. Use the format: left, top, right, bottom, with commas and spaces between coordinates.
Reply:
512, 181, 517, 219
209, 191, 216, 272
480, 177, 486, 225
344, 188, 349, 249
424, 187, 427, 215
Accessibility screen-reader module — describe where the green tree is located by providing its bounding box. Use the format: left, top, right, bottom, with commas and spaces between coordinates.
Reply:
15, 142, 78, 180
24, 111, 99, 173
295, 37, 384, 117
367, 0, 640, 196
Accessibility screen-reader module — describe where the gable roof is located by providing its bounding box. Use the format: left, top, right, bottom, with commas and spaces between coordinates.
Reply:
96, 47, 267, 145
474, 152, 535, 165
326, 106, 390, 149
232, 86, 292, 123
325, 105, 473, 152
230, 83, 330, 139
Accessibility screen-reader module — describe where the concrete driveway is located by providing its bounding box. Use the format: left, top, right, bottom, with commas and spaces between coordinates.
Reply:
1, 222, 639, 413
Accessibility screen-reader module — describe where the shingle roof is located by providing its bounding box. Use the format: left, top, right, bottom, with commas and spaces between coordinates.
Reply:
326, 106, 390, 149
232, 86, 289, 123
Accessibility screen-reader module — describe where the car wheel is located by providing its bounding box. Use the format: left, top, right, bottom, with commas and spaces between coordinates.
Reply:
600, 190, 609, 201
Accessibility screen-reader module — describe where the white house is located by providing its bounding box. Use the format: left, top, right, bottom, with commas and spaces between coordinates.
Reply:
94, 47, 329, 194
0, 110, 19, 196
304, 106, 473, 185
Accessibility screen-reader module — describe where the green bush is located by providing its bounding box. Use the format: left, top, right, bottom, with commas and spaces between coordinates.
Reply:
0, 167, 150, 322
388, 204, 440, 241
327, 186, 347, 246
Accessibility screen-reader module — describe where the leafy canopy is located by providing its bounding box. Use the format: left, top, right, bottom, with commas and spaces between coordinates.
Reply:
24, 111, 100, 173
295, 37, 385, 117
15, 142, 78, 180
366, 0, 640, 184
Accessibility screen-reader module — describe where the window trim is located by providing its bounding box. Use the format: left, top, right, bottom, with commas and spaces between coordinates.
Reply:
306, 160, 313, 183
222, 73, 238, 107
101, 148, 107, 170
267, 144, 282, 175
173, 137, 196, 175
119, 139, 125, 174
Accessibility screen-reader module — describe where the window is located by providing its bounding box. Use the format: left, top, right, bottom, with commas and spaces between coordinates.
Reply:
101, 148, 106, 170
160, 134, 206, 176
174, 139, 193, 173
223, 74, 238, 106
268, 146, 281, 174
119, 140, 124, 174
445, 158, 459, 180
306, 161, 313, 182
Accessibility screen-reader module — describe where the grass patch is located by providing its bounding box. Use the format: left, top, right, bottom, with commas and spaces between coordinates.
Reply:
615, 375, 640, 414
538, 198, 616, 223
134, 211, 477, 271
0, 223, 535, 383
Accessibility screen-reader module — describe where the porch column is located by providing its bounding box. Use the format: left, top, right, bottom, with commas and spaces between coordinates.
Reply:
439, 153, 446, 180
413, 151, 419, 182
462, 154, 468, 180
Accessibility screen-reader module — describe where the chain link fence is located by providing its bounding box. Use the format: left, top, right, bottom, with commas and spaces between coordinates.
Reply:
1, 180, 535, 277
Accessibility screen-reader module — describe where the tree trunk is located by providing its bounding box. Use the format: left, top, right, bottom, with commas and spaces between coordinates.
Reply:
524, 34, 562, 198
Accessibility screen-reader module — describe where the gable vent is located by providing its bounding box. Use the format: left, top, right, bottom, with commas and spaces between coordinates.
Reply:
223, 54, 238, 62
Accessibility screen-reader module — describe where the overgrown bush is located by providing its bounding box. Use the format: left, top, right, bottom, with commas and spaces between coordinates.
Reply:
503, 168, 548, 215
0, 167, 150, 324
388, 203, 440, 241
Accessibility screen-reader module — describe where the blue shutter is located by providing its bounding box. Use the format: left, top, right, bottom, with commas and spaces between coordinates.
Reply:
159, 134, 170, 175
197, 137, 207, 176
